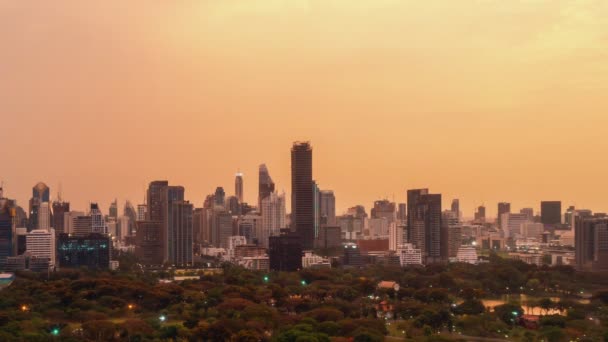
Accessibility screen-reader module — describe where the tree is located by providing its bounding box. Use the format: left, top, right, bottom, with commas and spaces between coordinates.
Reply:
82, 320, 116, 341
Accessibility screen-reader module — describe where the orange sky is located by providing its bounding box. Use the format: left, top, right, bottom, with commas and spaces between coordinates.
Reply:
1, 0, 607, 218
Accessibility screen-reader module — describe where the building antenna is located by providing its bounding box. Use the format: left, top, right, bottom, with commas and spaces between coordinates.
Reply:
57, 182, 63, 202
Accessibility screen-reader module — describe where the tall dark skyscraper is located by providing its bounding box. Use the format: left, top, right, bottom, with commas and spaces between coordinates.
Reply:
52, 200, 70, 235
166, 200, 193, 266
214, 187, 226, 207
258, 164, 275, 207
407, 189, 429, 242
235, 172, 244, 204
451, 199, 460, 219
319, 190, 336, 226
575, 215, 608, 271
146, 181, 169, 221
0, 188, 16, 270
475, 205, 486, 222
291, 142, 314, 250
409, 192, 442, 264
497, 202, 511, 227
541, 201, 562, 225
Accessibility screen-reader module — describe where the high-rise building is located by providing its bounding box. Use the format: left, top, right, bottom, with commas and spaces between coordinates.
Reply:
319, 190, 336, 226
123, 201, 137, 236
71, 215, 92, 237
135, 221, 163, 265
342, 243, 363, 268
57, 233, 111, 269
541, 201, 562, 226
397, 203, 407, 222
238, 213, 261, 244
407, 189, 429, 242
0, 191, 16, 270
371, 199, 396, 223
52, 200, 70, 235
211, 209, 233, 248
226, 196, 241, 215
269, 229, 302, 271
338, 214, 365, 240
500, 213, 530, 237
146, 181, 169, 221
451, 199, 460, 220
312, 181, 320, 240
475, 205, 486, 222
258, 164, 275, 208
291, 142, 314, 250
166, 200, 193, 266
408, 190, 442, 263
260, 192, 286, 248
316, 226, 342, 249
442, 210, 461, 258
28, 182, 50, 231
213, 187, 225, 207
235, 172, 244, 204
389, 223, 406, 251
90, 203, 106, 234
38, 202, 51, 231
497, 202, 511, 227
520, 208, 534, 221
137, 204, 147, 221
575, 215, 608, 271
26, 228, 55, 267
109, 199, 118, 221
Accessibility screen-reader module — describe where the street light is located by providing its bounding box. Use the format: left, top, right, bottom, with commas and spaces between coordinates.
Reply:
301, 280, 307, 286
263, 275, 269, 283
159, 315, 167, 322
51, 327, 60, 336
127, 304, 134, 310
20, 305, 29, 312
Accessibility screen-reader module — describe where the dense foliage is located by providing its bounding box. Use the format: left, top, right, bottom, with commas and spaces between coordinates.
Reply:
0, 253, 608, 341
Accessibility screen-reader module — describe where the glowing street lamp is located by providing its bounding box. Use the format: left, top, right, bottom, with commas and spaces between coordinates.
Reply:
159, 315, 167, 322
20, 305, 29, 312
263, 275, 269, 283
127, 304, 134, 310
51, 327, 60, 336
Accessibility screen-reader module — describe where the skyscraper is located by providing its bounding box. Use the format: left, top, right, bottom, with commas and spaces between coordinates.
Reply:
451, 199, 460, 220
269, 229, 302, 271
38, 202, 51, 231
166, 200, 193, 266
146, 181, 169, 221
123, 201, 137, 236
29, 182, 50, 231
52, 200, 70, 235
520, 208, 534, 221
313, 181, 320, 240
291, 142, 314, 250
260, 192, 286, 248
497, 202, 511, 227
235, 172, 244, 204
26, 228, 56, 268
371, 199, 396, 222
214, 187, 226, 207
406, 189, 429, 242
135, 221, 163, 265
258, 164, 275, 208
109, 199, 118, 221
541, 201, 562, 226
90, 203, 106, 234
0, 189, 16, 270
575, 215, 608, 271
442, 210, 461, 258
319, 190, 336, 226
397, 203, 407, 222
475, 205, 486, 222
408, 190, 442, 264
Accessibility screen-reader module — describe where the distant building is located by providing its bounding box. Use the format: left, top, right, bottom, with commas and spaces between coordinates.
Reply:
235, 172, 244, 204
0, 194, 16, 270
269, 230, 302, 271
575, 215, 608, 271
342, 243, 363, 268
409, 190, 443, 263
258, 164, 275, 208
137, 204, 147, 221
475, 205, 486, 223
316, 226, 341, 249
260, 192, 286, 248
90, 203, 106, 234
26, 229, 56, 267
52, 201, 70, 235
227, 236, 247, 261
135, 221, 163, 265
166, 200, 193, 266
371, 199, 396, 223
442, 210, 462, 258
541, 201, 562, 226
455, 246, 478, 264
451, 199, 460, 220
389, 223, 406, 251
57, 233, 111, 269
212, 209, 234, 248
38, 202, 51, 231
522, 222, 544, 239
291, 142, 314, 250
520, 208, 534, 221
500, 213, 530, 237
214, 187, 226, 207
319, 190, 336, 226
497, 202, 511, 227
302, 251, 330, 268
338, 214, 364, 240
71, 215, 92, 237
29, 182, 50, 231
396, 243, 422, 266
397, 203, 407, 222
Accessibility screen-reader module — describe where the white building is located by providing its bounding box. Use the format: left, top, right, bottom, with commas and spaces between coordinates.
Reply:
260, 192, 286, 248
227, 236, 247, 261
38, 202, 51, 231
456, 246, 478, 264
368, 218, 389, 238
501, 213, 530, 237
522, 222, 544, 239
397, 243, 422, 266
63, 211, 85, 235
90, 204, 106, 234
389, 223, 406, 251
26, 228, 56, 267
239, 256, 269, 271
118, 216, 130, 241
302, 251, 330, 268
137, 204, 147, 221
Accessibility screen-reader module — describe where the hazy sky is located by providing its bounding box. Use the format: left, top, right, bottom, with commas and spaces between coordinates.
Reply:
1, 0, 607, 218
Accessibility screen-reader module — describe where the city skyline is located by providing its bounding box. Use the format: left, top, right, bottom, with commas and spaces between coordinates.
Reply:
2, 1, 608, 218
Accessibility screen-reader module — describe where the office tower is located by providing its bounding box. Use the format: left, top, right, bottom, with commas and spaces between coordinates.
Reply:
451, 199, 460, 220
214, 187, 226, 207
397, 203, 407, 222
57, 233, 111, 269
269, 229, 302, 271
192, 208, 203, 244
109, 199, 118, 221
316, 226, 342, 249
146, 181, 169, 221
26, 229, 56, 267
319, 190, 336, 226
159, 185, 185, 262
475, 205, 486, 222
409, 190, 442, 264
235, 172, 244, 204
38, 202, 51, 231
166, 200, 193, 266
442, 210, 461, 258
368, 218, 389, 238
90, 203, 106, 234
135, 221, 163, 265
123, 201, 137, 236
137, 204, 147, 221
0, 192, 16, 270
258, 164, 275, 208
371, 199, 396, 222
541, 201, 562, 225
497, 202, 511, 227
52, 200, 70, 235
407, 189, 429, 242
389, 224, 406, 251
71, 215, 92, 237
211, 209, 233, 248
522, 222, 544, 239
501, 213, 530, 237
520, 208, 534, 221
575, 216, 608, 271
238, 213, 261, 244
338, 214, 365, 240
226, 196, 241, 215
342, 243, 363, 268
13, 206, 28, 229
313, 181, 320, 240
291, 142, 314, 250
260, 192, 286, 248
29, 182, 50, 231
117, 216, 130, 241
347, 205, 367, 218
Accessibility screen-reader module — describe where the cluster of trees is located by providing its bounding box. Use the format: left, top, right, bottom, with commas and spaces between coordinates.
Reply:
0, 253, 607, 341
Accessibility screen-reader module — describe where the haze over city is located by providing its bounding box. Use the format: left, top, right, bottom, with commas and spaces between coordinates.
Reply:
2, 0, 608, 216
